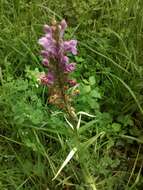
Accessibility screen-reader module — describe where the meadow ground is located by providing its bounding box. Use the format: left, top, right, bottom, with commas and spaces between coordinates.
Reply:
0, 0, 143, 189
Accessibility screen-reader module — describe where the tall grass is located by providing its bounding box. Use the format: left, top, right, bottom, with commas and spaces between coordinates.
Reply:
0, 0, 143, 189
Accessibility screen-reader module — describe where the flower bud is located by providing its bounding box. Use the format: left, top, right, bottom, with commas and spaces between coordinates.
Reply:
42, 59, 49, 66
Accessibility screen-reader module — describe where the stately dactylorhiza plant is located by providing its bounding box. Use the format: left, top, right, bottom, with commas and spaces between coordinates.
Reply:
38, 19, 79, 119
38, 20, 98, 188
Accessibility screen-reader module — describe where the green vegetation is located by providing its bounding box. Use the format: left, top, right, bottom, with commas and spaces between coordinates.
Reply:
0, 0, 143, 189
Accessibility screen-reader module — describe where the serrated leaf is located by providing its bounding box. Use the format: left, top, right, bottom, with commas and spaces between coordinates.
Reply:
89, 76, 96, 86
75, 56, 84, 62
82, 79, 89, 84
83, 85, 91, 93
111, 123, 121, 132
90, 89, 101, 98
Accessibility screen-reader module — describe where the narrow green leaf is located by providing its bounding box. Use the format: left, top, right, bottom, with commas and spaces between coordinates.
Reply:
52, 147, 77, 180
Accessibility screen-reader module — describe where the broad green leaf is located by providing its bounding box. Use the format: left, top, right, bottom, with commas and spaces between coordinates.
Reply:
90, 89, 101, 98
83, 85, 91, 93
89, 76, 96, 86
111, 123, 121, 132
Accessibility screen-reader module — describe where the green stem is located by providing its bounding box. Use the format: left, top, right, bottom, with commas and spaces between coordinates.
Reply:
73, 128, 97, 190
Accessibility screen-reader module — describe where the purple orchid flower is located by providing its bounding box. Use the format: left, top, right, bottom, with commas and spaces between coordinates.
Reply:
38, 19, 78, 89
64, 63, 76, 73
63, 40, 77, 55
40, 72, 54, 85
42, 59, 49, 67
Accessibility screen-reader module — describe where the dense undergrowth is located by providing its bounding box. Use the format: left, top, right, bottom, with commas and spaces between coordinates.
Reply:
0, 0, 143, 189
